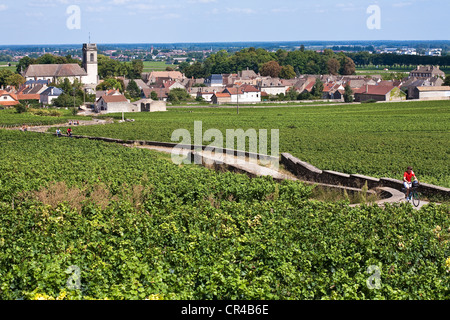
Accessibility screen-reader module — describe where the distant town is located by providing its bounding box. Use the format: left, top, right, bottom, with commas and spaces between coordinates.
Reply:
0, 41, 449, 114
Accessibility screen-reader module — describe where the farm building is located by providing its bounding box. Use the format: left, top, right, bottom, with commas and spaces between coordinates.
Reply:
132, 99, 167, 112
354, 85, 406, 102
410, 86, 450, 100
211, 92, 231, 105
95, 95, 138, 113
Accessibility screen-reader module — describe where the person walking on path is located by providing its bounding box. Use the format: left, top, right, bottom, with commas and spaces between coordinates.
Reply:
56, 128, 62, 138
67, 127, 72, 138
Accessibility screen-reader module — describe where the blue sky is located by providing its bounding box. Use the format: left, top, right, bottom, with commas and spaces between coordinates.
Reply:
0, 0, 448, 45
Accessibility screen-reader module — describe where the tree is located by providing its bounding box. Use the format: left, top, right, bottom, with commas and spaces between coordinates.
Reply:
126, 79, 141, 99
259, 61, 282, 78
184, 62, 210, 79
311, 78, 324, 99
96, 78, 123, 92
0, 69, 14, 88
53, 94, 83, 108
327, 58, 341, 75
298, 90, 311, 100
279, 65, 296, 79
343, 84, 354, 103
167, 88, 192, 103
443, 76, 450, 86
286, 87, 298, 100
150, 91, 158, 100
16, 56, 34, 74
129, 59, 144, 79
5, 74, 25, 89
14, 103, 27, 113
340, 57, 356, 75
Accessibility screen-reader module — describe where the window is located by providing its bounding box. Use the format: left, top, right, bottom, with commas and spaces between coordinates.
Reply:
90, 53, 95, 62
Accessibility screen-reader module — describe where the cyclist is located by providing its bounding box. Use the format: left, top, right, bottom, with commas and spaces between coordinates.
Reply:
403, 166, 419, 200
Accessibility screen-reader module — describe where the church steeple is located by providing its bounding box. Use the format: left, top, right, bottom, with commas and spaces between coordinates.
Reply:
82, 43, 98, 87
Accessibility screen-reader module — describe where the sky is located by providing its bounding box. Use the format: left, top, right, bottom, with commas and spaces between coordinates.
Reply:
0, 0, 448, 45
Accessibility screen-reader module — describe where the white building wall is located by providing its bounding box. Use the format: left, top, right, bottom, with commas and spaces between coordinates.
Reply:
419, 91, 450, 100
261, 87, 287, 95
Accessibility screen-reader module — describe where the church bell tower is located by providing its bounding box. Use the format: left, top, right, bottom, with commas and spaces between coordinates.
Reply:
82, 43, 98, 87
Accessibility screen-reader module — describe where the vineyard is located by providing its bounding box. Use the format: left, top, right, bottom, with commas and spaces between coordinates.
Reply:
57, 100, 450, 188
0, 131, 448, 300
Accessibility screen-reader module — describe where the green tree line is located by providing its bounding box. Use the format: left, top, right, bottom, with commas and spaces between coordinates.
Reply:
347, 51, 450, 67
179, 48, 356, 79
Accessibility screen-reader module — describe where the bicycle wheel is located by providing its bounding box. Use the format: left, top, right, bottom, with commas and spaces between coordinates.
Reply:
412, 190, 420, 207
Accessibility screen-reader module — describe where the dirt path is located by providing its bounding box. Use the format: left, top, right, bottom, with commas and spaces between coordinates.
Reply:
8, 119, 114, 133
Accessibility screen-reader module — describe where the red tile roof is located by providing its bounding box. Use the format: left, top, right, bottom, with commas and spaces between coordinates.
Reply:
101, 95, 128, 103
214, 93, 231, 98
241, 84, 260, 92
17, 94, 40, 100
356, 85, 396, 95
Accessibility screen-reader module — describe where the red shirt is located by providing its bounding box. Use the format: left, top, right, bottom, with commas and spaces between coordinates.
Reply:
403, 171, 415, 182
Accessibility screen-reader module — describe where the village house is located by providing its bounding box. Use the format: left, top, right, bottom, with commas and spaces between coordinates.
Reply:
353, 85, 407, 102
0, 90, 19, 107
40, 87, 63, 105
223, 85, 261, 103
95, 94, 137, 113
144, 71, 184, 84
410, 86, 450, 100
409, 65, 446, 79
196, 90, 216, 102
322, 82, 345, 100
204, 74, 224, 87
257, 78, 288, 95
123, 79, 150, 93
16, 83, 48, 103
211, 92, 231, 105
132, 98, 167, 112
95, 89, 121, 101
238, 68, 259, 80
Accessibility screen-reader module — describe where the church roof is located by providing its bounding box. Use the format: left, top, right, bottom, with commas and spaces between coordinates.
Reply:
25, 64, 87, 78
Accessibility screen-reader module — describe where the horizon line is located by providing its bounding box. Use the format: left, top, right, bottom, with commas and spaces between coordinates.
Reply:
1, 40, 450, 47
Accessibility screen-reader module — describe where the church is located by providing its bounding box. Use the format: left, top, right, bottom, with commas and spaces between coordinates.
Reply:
23, 43, 98, 93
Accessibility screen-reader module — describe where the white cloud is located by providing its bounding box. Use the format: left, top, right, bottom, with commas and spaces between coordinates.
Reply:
225, 7, 256, 14
0, 5, 8, 11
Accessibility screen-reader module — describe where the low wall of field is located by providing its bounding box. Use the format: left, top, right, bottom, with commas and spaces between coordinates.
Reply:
281, 153, 449, 199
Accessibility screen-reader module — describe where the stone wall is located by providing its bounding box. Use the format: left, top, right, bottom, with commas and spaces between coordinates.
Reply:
281, 153, 449, 199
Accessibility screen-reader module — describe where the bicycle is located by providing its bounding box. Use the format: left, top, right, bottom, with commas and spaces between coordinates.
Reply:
401, 180, 420, 207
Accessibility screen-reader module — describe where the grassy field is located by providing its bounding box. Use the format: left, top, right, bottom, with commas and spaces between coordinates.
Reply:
143, 61, 178, 72
355, 65, 450, 76
55, 100, 450, 188
0, 61, 18, 73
